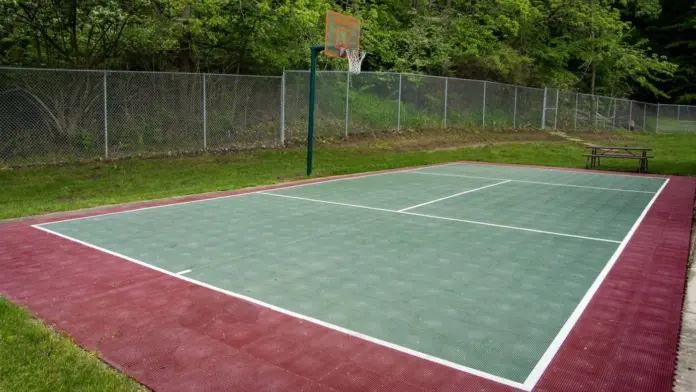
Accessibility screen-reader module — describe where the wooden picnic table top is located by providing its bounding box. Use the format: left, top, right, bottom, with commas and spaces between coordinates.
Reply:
585, 145, 652, 151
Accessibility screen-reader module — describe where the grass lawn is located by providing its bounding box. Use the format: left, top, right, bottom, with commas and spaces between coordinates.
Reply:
0, 296, 145, 392
1, 130, 695, 221
0, 129, 695, 391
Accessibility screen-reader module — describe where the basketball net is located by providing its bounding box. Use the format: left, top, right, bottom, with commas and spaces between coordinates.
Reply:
344, 49, 366, 75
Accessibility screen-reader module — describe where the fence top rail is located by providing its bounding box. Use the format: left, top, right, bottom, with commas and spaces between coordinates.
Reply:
0, 66, 105, 74
400, 72, 448, 80
576, 92, 599, 99
517, 85, 545, 93
660, 103, 691, 108
0, 66, 281, 79
286, 69, 356, 74
201, 72, 281, 79
105, 69, 280, 78
484, 80, 522, 89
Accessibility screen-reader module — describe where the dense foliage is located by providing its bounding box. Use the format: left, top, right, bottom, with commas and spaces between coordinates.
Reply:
0, 0, 693, 102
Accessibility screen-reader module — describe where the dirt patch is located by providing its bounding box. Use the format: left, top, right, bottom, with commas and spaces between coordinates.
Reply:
309, 129, 564, 152
5, 127, 564, 169
568, 132, 639, 144
401, 138, 563, 152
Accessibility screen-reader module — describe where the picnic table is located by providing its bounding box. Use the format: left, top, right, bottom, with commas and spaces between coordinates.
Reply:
584, 146, 653, 173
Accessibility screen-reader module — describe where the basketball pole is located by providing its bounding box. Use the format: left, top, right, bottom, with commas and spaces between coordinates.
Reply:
307, 45, 325, 176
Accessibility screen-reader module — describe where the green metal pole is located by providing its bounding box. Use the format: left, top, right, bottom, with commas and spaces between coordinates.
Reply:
307, 45, 324, 176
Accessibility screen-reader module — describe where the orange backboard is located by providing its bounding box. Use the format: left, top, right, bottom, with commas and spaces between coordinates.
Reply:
324, 11, 360, 57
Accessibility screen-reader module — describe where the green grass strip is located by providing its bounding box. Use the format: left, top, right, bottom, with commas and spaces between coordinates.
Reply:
1, 132, 695, 221
0, 297, 145, 392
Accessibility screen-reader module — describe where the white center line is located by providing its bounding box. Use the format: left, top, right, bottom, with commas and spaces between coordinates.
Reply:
176, 269, 192, 275
406, 170, 657, 194
259, 191, 620, 243
398, 180, 512, 212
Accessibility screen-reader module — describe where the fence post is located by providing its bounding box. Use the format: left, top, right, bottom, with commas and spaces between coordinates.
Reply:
678, 104, 681, 121
574, 93, 579, 130
541, 87, 547, 130
643, 103, 647, 132
202, 74, 207, 149
612, 98, 617, 131
103, 71, 108, 159
656, 103, 660, 133
628, 100, 633, 131
443, 77, 448, 128
482, 81, 487, 130
554, 89, 559, 129
513, 86, 517, 129
280, 69, 285, 145
345, 72, 350, 137
592, 96, 597, 129
397, 73, 402, 130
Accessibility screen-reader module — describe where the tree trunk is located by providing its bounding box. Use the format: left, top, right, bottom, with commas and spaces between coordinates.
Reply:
70, 0, 78, 66
590, 0, 596, 96
591, 60, 596, 95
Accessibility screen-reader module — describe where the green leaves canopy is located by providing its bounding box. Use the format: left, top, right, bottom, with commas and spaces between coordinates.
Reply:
0, 0, 688, 100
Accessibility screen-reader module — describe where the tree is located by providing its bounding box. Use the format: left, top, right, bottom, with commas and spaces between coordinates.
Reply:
632, 0, 696, 103
0, 0, 683, 100
509, 0, 675, 96
0, 0, 150, 68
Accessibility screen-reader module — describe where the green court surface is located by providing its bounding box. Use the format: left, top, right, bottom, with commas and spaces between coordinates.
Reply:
38, 163, 667, 386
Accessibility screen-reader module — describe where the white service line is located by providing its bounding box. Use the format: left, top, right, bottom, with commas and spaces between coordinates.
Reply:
521, 178, 670, 390
176, 269, 192, 275
406, 170, 657, 194
259, 192, 620, 244
30, 224, 527, 391
398, 180, 511, 212
400, 211, 621, 244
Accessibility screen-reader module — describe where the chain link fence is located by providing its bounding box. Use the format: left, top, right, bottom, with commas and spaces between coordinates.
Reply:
0, 68, 105, 163
2, 66, 695, 165
446, 78, 485, 129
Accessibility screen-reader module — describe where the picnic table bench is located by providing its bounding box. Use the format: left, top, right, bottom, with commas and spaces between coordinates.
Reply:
584, 146, 653, 173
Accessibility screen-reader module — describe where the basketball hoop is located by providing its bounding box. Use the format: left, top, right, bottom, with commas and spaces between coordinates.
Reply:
344, 48, 366, 75
307, 11, 365, 176
324, 12, 364, 74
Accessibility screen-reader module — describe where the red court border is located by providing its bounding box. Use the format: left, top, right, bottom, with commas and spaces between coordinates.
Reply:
1, 163, 693, 392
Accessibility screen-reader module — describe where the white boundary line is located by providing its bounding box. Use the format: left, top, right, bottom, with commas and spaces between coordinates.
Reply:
30, 166, 667, 390
30, 224, 527, 391
398, 180, 511, 212
38, 167, 421, 226
407, 170, 657, 194
449, 162, 666, 180
176, 269, 192, 275
522, 178, 670, 390
261, 192, 620, 244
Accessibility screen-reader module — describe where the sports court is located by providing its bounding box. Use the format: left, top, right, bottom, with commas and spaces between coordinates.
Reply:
31, 162, 671, 391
